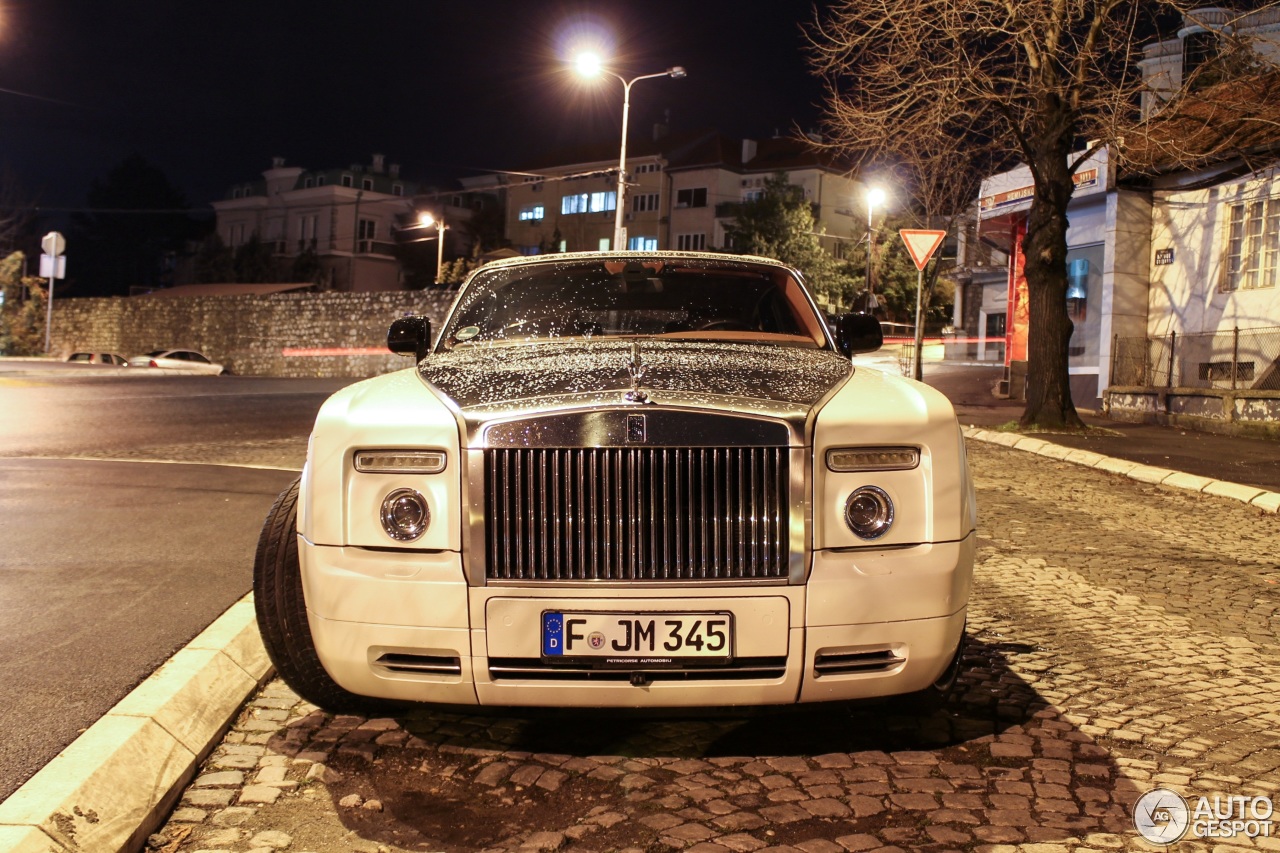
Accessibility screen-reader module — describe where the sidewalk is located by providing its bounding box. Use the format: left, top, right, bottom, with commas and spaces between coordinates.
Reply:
926, 363, 1280, 494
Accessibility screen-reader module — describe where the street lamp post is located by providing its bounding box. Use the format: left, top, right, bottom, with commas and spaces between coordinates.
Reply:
420, 212, 447, 284
574, 53, 686, 250
865, 186, 886, 312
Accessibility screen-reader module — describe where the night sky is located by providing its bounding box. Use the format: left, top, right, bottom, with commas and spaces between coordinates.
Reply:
0, 1, 830, 213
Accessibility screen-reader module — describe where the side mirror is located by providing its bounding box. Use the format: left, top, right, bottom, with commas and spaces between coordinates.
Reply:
832, 313, 882, 357
388, 315, 432, 361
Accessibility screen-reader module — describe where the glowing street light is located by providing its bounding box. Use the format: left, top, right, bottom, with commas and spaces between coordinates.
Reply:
419, 212, 447, 284
573, 52, 686, 250
864, 186, 887, 312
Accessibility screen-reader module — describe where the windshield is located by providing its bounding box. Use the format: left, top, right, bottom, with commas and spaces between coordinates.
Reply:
438, 257, 830, 350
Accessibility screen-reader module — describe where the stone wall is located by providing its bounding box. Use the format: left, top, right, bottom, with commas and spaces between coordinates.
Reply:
1104, 386, 1280, 439
51, 291, 457, 377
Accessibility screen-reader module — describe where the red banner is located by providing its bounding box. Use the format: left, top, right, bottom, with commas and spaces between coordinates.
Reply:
1008, 220, 1029, 365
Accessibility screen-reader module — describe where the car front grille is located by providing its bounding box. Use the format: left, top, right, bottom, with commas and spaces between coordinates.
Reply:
484, 447, 790, 582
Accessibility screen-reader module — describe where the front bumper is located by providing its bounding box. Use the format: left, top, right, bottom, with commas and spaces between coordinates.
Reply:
297, 533, 974, 707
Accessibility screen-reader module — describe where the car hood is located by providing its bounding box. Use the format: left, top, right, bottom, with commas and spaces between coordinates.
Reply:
419, 340, 853, 415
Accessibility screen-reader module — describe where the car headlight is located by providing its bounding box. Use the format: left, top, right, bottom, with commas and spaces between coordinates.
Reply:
826, 446, 919, 472
355, 450, 447, 474
380, 488, 430, 541
844, 486, 894, 539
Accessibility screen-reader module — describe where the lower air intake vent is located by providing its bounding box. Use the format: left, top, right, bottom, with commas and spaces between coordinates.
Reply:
374, 653, 462, 676
488, 656, 787, 682
813, 649, 905, 677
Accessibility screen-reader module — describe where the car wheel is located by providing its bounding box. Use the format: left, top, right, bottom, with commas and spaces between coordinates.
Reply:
893, 629, 966, 715
254, 477, 398, 714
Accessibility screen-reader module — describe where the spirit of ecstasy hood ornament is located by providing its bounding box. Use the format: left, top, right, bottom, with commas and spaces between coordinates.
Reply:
624, 340, 651, 403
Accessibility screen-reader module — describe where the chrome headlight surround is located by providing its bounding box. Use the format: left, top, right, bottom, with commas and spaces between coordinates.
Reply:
380, 488, 431, 541
844, 485, 895, 540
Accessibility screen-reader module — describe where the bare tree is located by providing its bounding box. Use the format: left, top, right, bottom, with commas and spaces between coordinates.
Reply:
806, 0, 1195, 429
0, 166, 36, 256
881, 138, 990, 380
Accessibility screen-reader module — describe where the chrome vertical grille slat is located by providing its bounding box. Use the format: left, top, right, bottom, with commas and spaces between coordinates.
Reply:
484, 446, 790, 582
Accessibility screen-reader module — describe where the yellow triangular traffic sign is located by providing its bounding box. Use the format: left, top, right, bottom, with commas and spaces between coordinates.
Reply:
899, 229, 947, 271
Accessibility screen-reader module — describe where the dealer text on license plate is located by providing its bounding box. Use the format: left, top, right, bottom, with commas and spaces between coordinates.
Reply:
541, 611, 732, 663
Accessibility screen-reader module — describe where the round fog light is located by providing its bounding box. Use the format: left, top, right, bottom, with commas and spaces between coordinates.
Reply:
845, 486, 894, 539
380, 488, 429, 541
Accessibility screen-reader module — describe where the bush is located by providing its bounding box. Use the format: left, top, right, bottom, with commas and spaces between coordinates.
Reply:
0, 252, 49, 356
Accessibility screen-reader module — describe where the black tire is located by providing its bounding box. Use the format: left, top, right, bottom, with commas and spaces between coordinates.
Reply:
893, 630, 966, 715
253, 478, 395, 714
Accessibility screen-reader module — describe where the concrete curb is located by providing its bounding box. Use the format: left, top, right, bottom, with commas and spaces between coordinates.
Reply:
0, 595, 271, 853
963, 427, 1280, 513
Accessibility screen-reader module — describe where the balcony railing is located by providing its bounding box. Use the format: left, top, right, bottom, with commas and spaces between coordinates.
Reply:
715, 201, 821, 219
356, 239, 398, 256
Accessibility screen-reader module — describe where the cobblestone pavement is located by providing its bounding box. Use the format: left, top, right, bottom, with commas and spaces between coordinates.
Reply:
148, 439, 1280, 853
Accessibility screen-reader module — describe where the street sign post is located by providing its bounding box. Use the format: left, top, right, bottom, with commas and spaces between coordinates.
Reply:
39, 254, 66, 279
41, 231, 66, 258
898, 229, 948, 380
41, 231, 66, 353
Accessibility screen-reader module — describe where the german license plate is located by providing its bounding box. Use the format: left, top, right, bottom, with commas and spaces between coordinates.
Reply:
541, 611, 733, 665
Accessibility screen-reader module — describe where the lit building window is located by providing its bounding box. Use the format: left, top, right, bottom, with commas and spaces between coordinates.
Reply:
561, 192, 617, 215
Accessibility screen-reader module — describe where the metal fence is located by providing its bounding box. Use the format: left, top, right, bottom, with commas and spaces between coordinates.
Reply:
897, 342, 914, 377
1112, 326, 1280, 391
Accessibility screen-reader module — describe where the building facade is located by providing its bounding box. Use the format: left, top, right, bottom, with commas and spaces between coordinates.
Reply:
972, 148, 1121, 408
212, 155, 420, 292
1137, 6, 1280, 118
503, 132, 861, 257
958, 8, 1280, 411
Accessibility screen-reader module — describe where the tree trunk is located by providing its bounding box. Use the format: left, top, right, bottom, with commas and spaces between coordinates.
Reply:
1018, 116, 1086, 431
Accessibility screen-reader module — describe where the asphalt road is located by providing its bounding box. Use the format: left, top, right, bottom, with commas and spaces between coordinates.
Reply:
0, 373, 347, 463
0, 374, 351, 800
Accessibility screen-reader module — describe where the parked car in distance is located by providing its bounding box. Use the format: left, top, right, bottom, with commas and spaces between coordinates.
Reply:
254, 250, 976, 715
66, 352, 130, 366
128, 349, 225, 375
